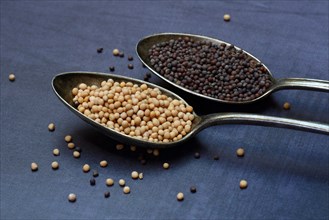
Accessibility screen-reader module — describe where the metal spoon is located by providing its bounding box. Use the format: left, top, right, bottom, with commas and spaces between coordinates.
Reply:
52, 71, 328, 148
136, 33, 329, 104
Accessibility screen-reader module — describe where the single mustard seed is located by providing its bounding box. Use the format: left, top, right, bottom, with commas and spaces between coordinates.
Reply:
213, 155, 219, 160
73, 151, 80, 158
51, 161, 59, 170
194, 152, 200, 159
223, 14, 231, 21
146, 149, 153, 154
113, 49, 120, 56
163, 162, 170, 169
145, 72, 151, 78
236, 148, 245, 157
100, 160, 108, 167
93, 170, 99, 177
138, 173, 143, 180
68, 193, 76, 202
128, 64, 134, 69
190, 186, 197, 193
67, 142, 75, 149
116, 144, 124, 150
109, 66, 115, 72
128, 55, 133, 61
118, 179, 125, 187
64, 135, 72, 143
106, 178, 114, 186
90, 178, 96, 186
143, 76, 149, 82
123, 186, 130, 194
119, 51, 124, 57
9, 73, 15, 81
177, 192, 184, 201
240, 179, 248, 189
53, 148, 60, 156
31, 162, 38, 171
97, 48, 103, 53
83, 164, 90, 172
48, 123, 55, 131
153, 149, 160, 156
104, 191, 110, 198
74, 146, 82, 152
283, 102, 291, 110
130, 145, 136, 152
131, 171, 139, 179
140, 159, 147, 165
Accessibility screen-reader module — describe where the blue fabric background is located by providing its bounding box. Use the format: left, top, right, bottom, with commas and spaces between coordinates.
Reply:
1, 1, 328, 219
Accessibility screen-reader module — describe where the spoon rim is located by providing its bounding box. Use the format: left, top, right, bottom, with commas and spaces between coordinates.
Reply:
51, 71, 200, 148
136, 32, 276, 105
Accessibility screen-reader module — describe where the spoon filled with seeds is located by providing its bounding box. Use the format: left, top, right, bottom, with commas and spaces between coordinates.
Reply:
52, 72, 328, 148
136, 33, 329, 104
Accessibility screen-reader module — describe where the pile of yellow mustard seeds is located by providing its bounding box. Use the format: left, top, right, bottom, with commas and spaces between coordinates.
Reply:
72, 79, 195, 143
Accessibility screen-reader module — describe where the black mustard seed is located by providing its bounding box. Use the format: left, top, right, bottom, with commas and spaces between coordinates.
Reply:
97, 48, 103, 53
128, 55, 133, 61
128, 64, 134, 69
90, 178, 96, 186
194, 152, 200, 159
104, 191, 110, 198
74, 146, 82, 153
148, 37, 273, 102
190, 186, 197, 193
92, 170, 99, 177
109, 66, 115, 72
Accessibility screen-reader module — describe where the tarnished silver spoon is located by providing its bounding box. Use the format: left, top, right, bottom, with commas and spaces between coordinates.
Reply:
136, 33, 329, 104
52, 72, 328, 148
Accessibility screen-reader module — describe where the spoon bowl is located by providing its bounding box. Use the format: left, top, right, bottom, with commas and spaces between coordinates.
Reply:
52, 72, 328, 148
136, 33, 329, 104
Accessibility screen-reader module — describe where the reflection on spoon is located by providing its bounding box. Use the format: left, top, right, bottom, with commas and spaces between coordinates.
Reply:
52, 72, 328, 148
136, 33, 329, 104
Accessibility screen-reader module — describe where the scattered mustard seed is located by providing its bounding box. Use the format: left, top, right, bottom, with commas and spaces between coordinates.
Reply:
31, 162, 38, 171
130, 145, 136, 152
64, 135, 72, 143
223, 14, 231, 21
138, 173, 143, 180
73, 151, 80, 158
119, 179, 125, 187
163, 162, 170, 169
48, 123, 55, 131
236, 148, 245, 157
283, 102, 291, 110
131, 171, 139, 179
100, 160, 108, 167
8, 73, 15, 81
123, 186, 130, 194
83, 164, 90, 172
106, 178, 114, 186
68, 193, 76, 202
104, 191, 110, 198
240, 179, 248, 189
116, 144, 124, 150
67, 142, 75, 149
51, 161, 59, 170
53, 148, 60, 156
177, 192, 184, 201
153, 149, 160, 156
113, 49, 120, 56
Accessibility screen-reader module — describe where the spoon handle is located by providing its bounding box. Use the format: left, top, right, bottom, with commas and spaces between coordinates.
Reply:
273, 78, 329, 92
197, 113, 329, 135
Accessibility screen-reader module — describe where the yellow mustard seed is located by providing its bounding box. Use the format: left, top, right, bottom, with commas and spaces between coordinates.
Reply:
131, 171, 139, 179
68, 193, 76, 202
236, 148, 245, 157
153, 149, 160, 156
163, 162, 170, 169
106, 178, 114, 186
51, 161, 59, 170
113, 49, 120, 56
223, 14, 231, 21
48, 123, 55, 131
283, 102, 291, 110
67, 142, 75, 149
9, 73, 15, 81
83, 164, 90, 172
177, 192, 184, 201
65, 135, 72, 143
53, 148, 60, 156
100, 160, 108, 167
240, 179, 248, 189
130, 145, 136, 152
31, 162, 38, 171
138, 173, 143, 180
123, 186, 130, 194
119, 179, 125, 186
73, 151, 80, 158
